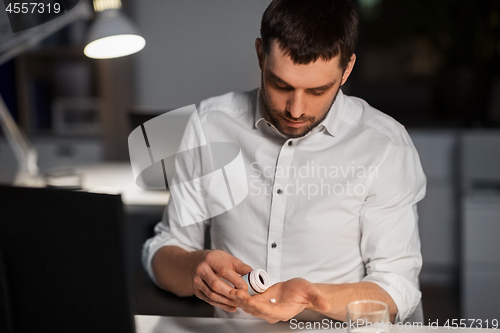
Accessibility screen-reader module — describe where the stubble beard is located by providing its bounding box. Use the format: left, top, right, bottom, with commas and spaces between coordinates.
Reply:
260, 74, 340, 139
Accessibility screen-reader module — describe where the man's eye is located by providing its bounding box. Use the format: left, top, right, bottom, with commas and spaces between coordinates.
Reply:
310, 90, 326, 96
275, 84, 293, 91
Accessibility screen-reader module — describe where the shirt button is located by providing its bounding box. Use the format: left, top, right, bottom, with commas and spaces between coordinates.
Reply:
271, 242, 277, 249
277, 189, 283, 195
288, 141, 293, 146
267, 123, 271, 127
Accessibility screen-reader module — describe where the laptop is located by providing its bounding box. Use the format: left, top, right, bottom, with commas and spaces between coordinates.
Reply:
0, 186, 135, 333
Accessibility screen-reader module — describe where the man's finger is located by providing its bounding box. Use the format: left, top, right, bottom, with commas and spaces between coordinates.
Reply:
229, 288, 251, 301
211, 261, 249, 291
195, 289, 237, 313
239, 299, 263, 317
199, 266, 240, 297
229, 288, 251, 308
196, 278, 238, 307
230, 256, 253, 276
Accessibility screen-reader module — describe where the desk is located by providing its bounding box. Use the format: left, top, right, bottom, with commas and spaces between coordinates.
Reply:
134, 316, 495, 333
75, 163, 170, 214
135, 315, 291, 333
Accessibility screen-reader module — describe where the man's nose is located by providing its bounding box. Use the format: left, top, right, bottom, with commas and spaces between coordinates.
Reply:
286, 91, 306, 119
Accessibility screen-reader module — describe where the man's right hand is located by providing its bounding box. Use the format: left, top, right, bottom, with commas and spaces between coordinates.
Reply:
191, 249, 253, 312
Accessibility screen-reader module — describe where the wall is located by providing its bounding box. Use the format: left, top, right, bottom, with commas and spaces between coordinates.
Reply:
409, 130, 460, 285
133, 0, 271, 109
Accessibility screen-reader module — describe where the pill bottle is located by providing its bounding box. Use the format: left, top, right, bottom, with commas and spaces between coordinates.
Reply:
241, 269, 270, 296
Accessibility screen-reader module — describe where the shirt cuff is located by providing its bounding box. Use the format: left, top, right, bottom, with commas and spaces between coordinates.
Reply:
362, 272, 421, 323
141, 235, 198, 288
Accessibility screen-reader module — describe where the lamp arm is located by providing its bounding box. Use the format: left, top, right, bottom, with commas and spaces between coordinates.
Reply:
0, 0, 93, 185
0, 93, 38, 177
0, 0, 93, 66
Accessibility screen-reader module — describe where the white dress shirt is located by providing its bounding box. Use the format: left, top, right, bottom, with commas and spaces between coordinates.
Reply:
142, 88, 426, 322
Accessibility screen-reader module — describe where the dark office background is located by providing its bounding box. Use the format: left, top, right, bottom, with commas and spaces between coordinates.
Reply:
0, 0, 499, 325
351, 0, 500, 128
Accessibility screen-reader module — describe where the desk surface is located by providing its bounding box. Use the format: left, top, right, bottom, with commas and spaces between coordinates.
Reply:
134, 316, 496, 333
75, 163, 170, 213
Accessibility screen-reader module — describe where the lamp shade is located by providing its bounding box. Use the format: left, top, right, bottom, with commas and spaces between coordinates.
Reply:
84, 9, 145, 59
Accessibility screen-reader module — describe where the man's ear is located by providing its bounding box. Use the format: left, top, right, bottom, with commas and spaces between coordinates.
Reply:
341, 53, 356, 86
255, 38, 265, 71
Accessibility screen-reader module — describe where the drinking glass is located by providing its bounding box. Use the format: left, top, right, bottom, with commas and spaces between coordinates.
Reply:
347, 300, 390, 333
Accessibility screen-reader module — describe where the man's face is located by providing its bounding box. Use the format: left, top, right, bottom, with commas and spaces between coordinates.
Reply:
256, 40, 355, 138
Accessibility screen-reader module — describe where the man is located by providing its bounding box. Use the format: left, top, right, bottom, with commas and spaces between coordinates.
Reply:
143, 0, 426, 324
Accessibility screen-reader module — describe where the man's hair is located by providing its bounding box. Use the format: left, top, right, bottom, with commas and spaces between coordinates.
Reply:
260, 0, 359, 69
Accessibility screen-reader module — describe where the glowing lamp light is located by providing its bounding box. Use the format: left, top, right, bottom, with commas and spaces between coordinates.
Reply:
84, 4, 145, 59
84, 34, 145, 59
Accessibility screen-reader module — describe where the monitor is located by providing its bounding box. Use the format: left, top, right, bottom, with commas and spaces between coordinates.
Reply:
0, 186, 135, 333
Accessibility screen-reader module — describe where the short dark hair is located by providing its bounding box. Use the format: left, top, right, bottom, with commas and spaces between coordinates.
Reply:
260, 0, 359, 69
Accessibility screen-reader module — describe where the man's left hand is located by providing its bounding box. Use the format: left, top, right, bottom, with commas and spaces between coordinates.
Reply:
230, 278, 331, 323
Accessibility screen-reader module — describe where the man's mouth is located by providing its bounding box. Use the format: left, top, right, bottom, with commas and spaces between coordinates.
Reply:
283, 117, 306, 128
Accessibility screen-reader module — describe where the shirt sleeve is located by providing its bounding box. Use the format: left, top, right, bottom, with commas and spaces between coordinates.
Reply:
141, 199, 209, 287
141, 107, 211, 287
359, 127, 426, 323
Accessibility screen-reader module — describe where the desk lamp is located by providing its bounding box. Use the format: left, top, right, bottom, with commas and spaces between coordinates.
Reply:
0, 0, 145, 186
84, 0, 146, 59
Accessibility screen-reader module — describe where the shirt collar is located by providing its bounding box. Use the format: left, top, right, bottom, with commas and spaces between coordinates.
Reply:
254, 89, 267, 129
320, 89, 345, 137
253, 88, 346, 138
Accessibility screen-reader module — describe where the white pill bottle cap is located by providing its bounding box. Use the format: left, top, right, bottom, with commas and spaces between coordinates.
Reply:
241, 269, 270, 296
